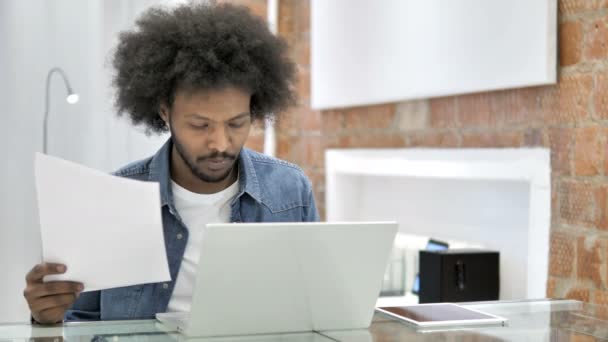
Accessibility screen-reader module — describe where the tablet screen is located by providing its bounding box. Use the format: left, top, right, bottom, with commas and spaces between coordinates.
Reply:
378, 303, 499, 323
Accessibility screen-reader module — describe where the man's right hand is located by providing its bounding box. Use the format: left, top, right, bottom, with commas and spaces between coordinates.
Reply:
23, 263, 84, 324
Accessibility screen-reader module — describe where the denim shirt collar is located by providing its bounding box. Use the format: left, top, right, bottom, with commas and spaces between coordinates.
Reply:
147, 138, 262, 210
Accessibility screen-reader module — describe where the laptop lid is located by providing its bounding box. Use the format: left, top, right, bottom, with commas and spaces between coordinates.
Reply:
185, 221, 398, 337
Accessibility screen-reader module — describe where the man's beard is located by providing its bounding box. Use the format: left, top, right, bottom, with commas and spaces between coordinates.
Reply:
170, 128, 238, 184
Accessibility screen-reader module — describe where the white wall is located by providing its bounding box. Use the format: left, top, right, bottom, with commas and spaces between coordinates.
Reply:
0, 0, 170, 322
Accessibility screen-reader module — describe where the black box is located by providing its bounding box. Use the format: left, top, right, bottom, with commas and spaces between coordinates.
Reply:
419, 249, 499, 303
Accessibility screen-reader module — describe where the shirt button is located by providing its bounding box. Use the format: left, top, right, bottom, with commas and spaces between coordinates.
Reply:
177, 233, 183, 240
162, 283, 169, 289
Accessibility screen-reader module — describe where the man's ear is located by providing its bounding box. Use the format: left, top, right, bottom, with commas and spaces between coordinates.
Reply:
159, 103, 170, 127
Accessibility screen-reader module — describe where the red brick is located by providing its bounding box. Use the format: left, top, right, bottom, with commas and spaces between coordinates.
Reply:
550, 232, 576, 277
540, 74, 593, 124
278, 134, 326, 166
596, 72, 608, 120
338, 133, 406, 148
604, 132, 608, 182
457, 93, 493, 128
597, 308, 608, 323
293, 33, 310, 66
278, 0, 296, 44
296, 66, 310, 103
595, 290, 608, 322
429, 97, 458, 129
559, 180, 600, 227
560, 0, 608, 14
595, 290, 608, 306
523, 128, 545, 147
219, 0, 267, 19
574, 126, 603, 176
276, 135, 294, 161
547, 277, 557, 298
409, 132, 459, 148
276, 110, 300, 133
593, 186, 606, 230
281, 0, 310, 67
593, 290, 608, 320
604, 139, 608, 179
491, 88, 541, 126
321, 109, 344, 133
298, 107, 321, 131
552, 179, 560, 226
343, 104, 396, 130
302, 168, 325, 194
314, 190, 326, 221
560, 21, 583, 66
245, 133, 264, 153
317, 206, 326, 221
297, 135, 343, 170
577, 237, 604, 288
461, 131, 522, 148
323, 135, 348, 150
313, 188, 324, 206
394, 101, 429, 132
585, 16, 608, 61
596, 186, 608, 230
568, 333, 598, 342
565, 287, 590, 302
301, 136, 323, 169
294, 1, 310, 35
559, 0, 585, 14
548, 128, 574, 175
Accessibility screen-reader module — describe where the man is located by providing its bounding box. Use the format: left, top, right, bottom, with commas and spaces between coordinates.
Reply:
23, 2, 319, 324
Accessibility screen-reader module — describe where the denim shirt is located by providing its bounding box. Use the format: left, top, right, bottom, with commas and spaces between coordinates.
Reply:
64, 139, 320, 321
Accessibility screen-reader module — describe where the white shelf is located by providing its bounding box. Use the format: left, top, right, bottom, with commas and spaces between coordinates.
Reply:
326, 148, 550, 185
326, 148, 552, 301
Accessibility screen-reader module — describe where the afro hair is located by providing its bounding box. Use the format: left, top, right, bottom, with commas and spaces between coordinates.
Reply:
112, 2, 297, 133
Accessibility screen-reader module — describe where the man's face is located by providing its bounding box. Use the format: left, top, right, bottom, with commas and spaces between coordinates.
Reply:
161, 86, 252, 183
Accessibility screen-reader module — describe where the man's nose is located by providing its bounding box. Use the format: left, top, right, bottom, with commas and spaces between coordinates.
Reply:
208, 125, 229, 152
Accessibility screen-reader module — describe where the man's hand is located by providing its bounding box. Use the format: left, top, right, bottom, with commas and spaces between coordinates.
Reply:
24, 263, 83, 324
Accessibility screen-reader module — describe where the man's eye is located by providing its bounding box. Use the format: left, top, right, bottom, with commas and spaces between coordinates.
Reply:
228, 123, 244, 129
191, 124, 209, 130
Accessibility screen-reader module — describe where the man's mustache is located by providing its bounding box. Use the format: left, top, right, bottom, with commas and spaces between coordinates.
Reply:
196, 152, 237, 162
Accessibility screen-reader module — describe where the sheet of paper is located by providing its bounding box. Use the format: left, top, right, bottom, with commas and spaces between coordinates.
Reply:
34, 153, 171, 292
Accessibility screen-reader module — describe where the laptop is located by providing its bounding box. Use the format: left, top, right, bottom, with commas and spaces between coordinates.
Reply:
156, 221, 398, 337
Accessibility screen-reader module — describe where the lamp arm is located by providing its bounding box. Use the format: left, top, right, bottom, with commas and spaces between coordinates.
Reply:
43, 67, 75, 154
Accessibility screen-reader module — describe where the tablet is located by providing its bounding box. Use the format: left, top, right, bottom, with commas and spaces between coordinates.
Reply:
376, 303, 507, 329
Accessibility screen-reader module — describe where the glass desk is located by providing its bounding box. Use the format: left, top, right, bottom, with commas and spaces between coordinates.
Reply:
2, 299, 608, 341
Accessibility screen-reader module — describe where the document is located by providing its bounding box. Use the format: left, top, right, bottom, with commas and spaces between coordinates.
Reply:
34, 153, 171, 292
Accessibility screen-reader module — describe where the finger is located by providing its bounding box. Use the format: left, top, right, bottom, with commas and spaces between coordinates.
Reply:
26, 263, 67, 283
36, 304, 72, 325
25, 282, 83, 299
30, 293, 79, 313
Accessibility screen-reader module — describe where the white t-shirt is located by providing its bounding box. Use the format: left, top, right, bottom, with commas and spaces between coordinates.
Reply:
166, 178, 239, 313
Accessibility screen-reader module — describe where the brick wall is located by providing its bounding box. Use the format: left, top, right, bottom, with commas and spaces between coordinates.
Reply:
234, 0, 608, 302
